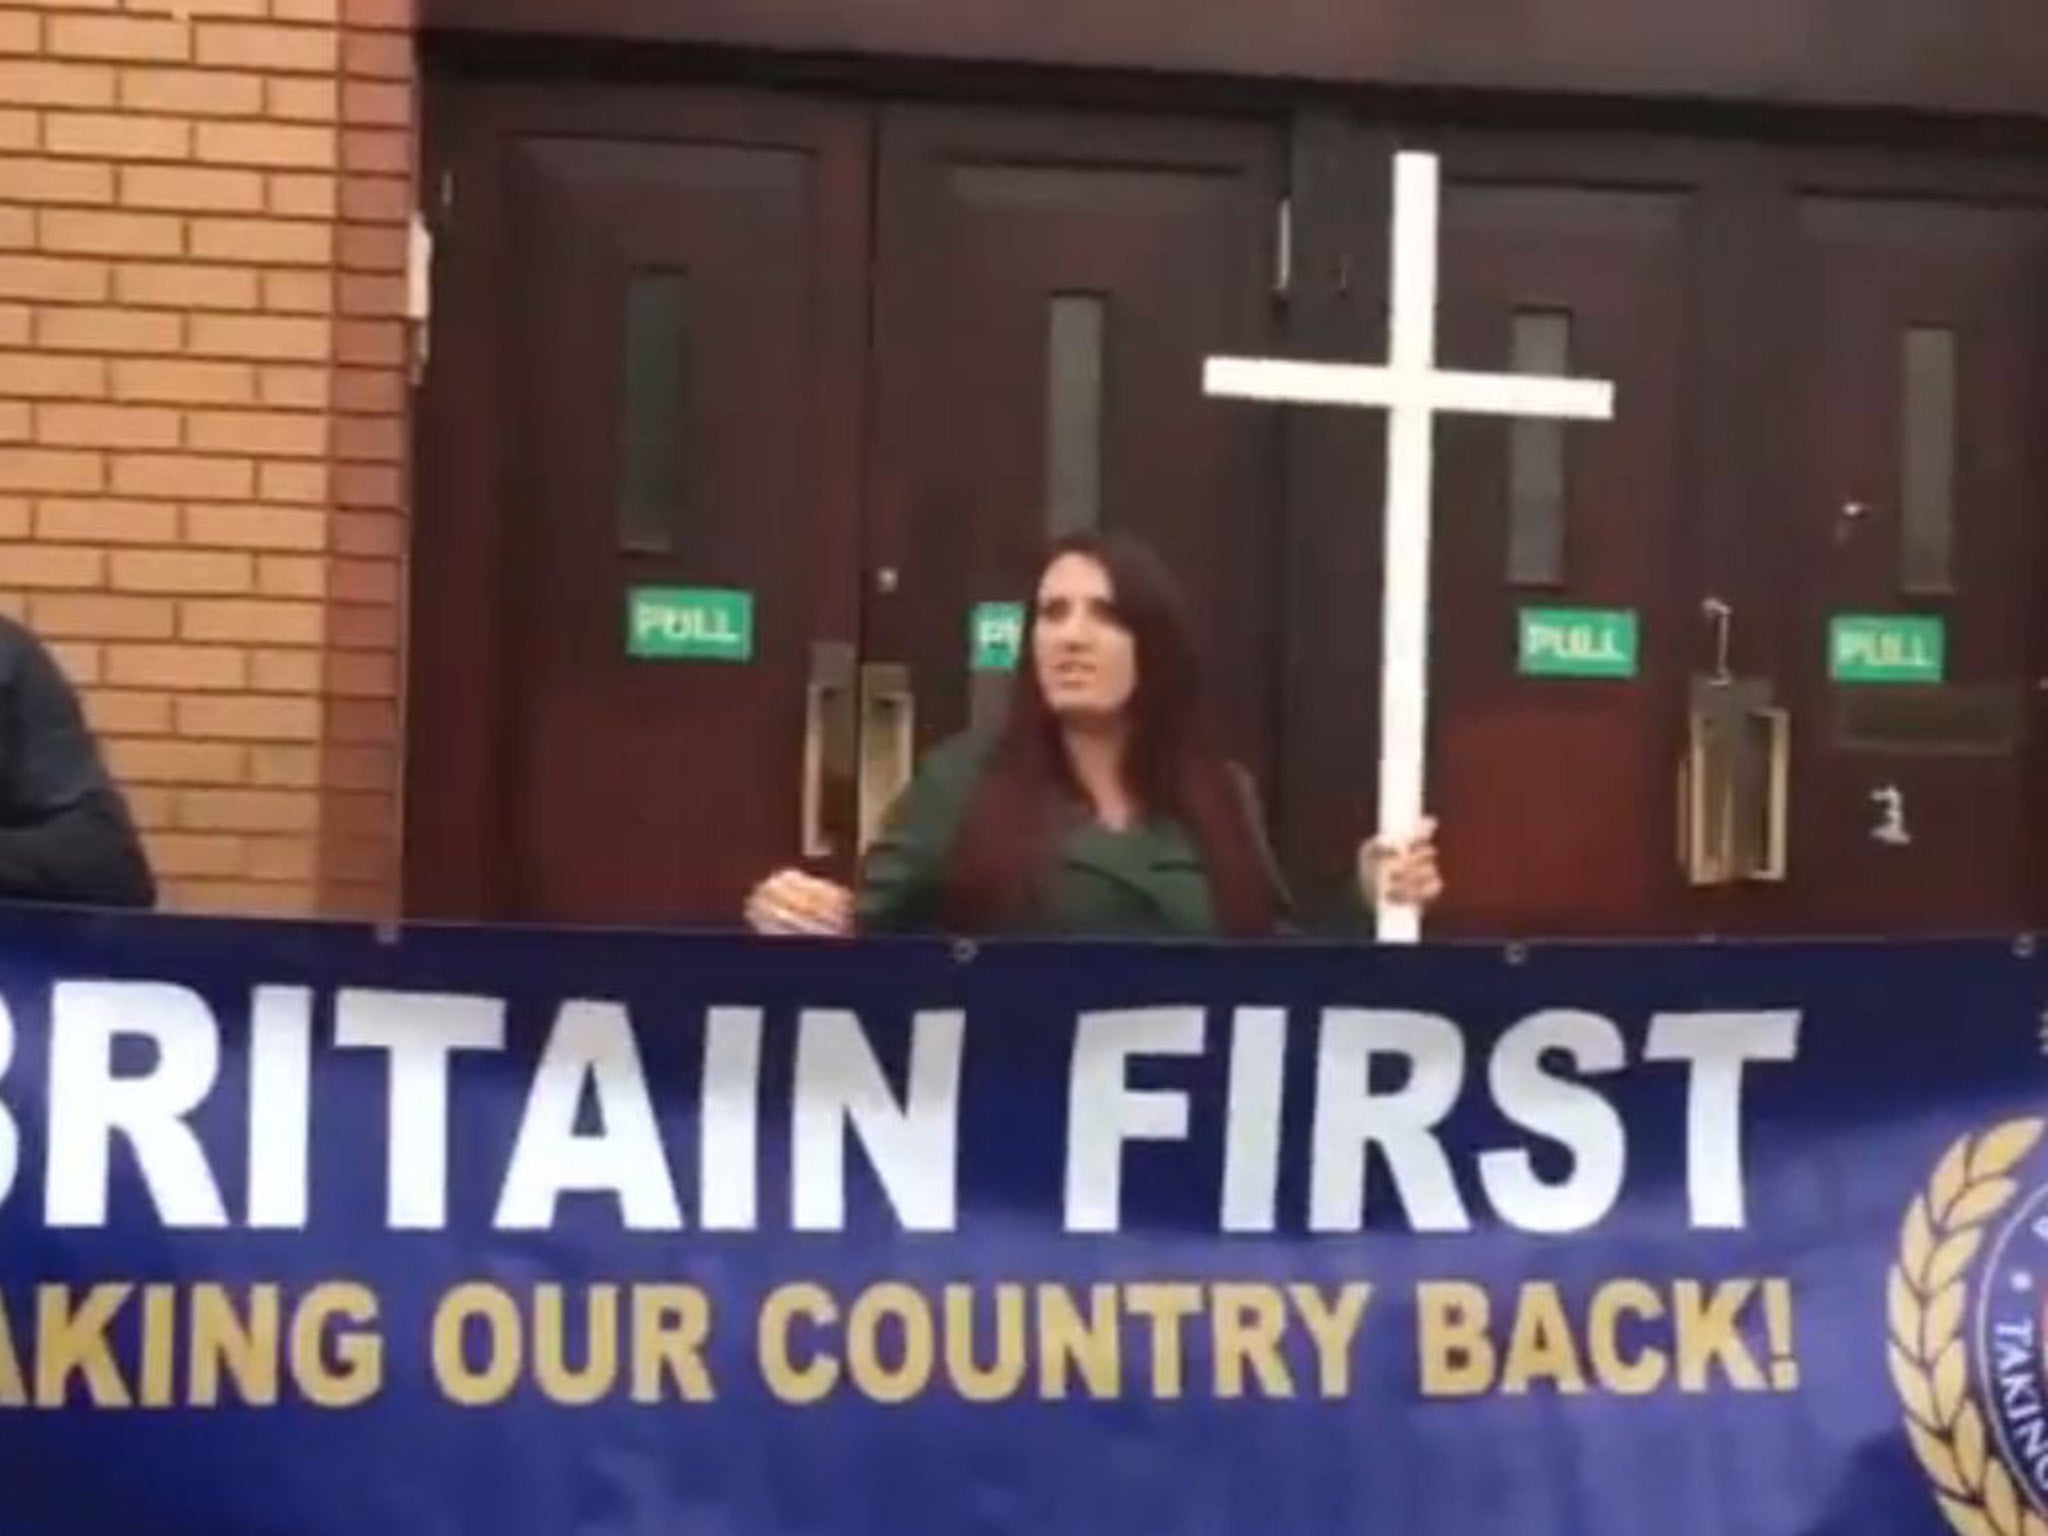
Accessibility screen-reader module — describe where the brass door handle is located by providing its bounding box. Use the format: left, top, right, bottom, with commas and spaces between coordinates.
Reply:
1745, 705, 1790, 882
1679, 680, 1790, 886
801, 641, 855, 859
857, 662, 916, 853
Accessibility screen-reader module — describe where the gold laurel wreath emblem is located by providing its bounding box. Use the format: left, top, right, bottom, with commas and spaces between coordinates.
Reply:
1890, 1117, 2048, 1536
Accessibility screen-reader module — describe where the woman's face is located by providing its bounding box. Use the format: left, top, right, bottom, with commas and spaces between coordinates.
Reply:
1032, 552, 1137, 725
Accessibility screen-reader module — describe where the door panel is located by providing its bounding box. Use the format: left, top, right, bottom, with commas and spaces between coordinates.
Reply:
413, 88, 868, 925
1428, 178, 1695, 935
1776, 195, 2048, 931
865, 107, 1288, 794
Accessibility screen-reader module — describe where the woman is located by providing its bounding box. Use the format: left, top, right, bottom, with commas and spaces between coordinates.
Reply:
744, 530, 1442, 938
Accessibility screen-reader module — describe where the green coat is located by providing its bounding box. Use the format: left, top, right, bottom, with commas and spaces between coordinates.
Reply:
854, 732, 1368, 938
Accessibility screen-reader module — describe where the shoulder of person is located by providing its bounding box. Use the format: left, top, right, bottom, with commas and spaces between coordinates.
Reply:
0, 613, 41, 681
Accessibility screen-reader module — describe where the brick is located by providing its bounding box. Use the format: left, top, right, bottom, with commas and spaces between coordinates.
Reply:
35, 496, 178, 543
262, 270, 331, 313
0, 304, 25, 346
0, 495, 26, 538
39, 207, 183, 257
169, 878, 314, 915
0, 253, 109, 302
268, 172, 336, 219
348, 0, 415, 29
185, 502, 324, 550
119, 65, 262, 117
109, 453, 252, 499
0, 447, 103, 493
327, 601, 394, 650
34, 402, 180, 449
180, 597, 320, 644
116, 259, 259, 309
340, 127, 406, 177
326, 700, 395, 744
189, 216, 328, 266
45, 640, 100, 684
0, 110, 33, 152
260, 365, 330, 409
337, 222, 405, 272
273, 0, 341, 20
108, 737, 247, 785
267, 75, 338, 122
0, 206, 29, 251
320, 743, 393, 791
43, 110, 191, 160
244, 834, 317, 881
0, 398, 23, 440
106, 641, 247, 689
0, 60, 115, 108
250, 645, 317, 691
0, 591, 24, 621
38, 306, 183, 353
332, 510, 397, 557
189, 313, 328, 361
151, 832, 248, 878
342, 79, 408, 128
48, 14, 190, 63
257, 460, 324, 503
120, 164, 264, 213
332, 366, 399, 415
337, 272, 402, 319
195, 23, 337, 73
331, 319, 399, 366
127, 784, 178, 830
0, 11, 37, 53
187, 408, 326, 458
28, 591, 174, 638
3, 155, 116, 205
334, 462, 397, 507
342, 31, 408, 79
197, 121, 337, 171
0, 351, 108, 399
326, 649, 394, 697
333, 413, 401, 462
175, 692, 319, 740
113, 357, 253, 405
339, 173, 405, 224
0, 542, 103, 587
84, 686, 174, 735
251, 743, 317, 787
111, 548, 254, 594
256, 553, 324, 597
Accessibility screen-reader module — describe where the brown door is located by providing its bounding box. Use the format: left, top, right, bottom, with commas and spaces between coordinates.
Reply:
1421, 151, 1701, 936
860, 105, 1288, 823
1762, 180, 2048, 933
408, 86, 869, 925
410, 83, 1289, 924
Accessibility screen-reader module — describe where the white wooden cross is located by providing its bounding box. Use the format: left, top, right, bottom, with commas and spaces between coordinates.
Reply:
1205, 150, 1617, 943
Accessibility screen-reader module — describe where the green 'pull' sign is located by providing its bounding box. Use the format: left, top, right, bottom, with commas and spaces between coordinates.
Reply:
970, 602, 1025, 672
626, 587, 753, 661
1517, 607, 1639, 678
1829, 614, 1944, 684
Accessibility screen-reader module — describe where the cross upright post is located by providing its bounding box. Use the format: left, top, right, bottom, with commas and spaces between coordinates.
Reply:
1205, 150, 1618, 942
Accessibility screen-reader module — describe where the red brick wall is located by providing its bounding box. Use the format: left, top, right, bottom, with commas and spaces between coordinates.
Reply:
0, 0, 415, 916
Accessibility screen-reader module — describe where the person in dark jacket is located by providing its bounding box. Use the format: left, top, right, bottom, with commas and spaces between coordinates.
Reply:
744, 529, 1441, 939
0, 614, 156, 908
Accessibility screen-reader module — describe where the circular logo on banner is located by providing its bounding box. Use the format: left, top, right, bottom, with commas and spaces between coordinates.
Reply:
1891, 1116, 2048, 1536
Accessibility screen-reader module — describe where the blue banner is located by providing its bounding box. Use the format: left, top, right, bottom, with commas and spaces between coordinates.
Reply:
1, 906, 2044, 1536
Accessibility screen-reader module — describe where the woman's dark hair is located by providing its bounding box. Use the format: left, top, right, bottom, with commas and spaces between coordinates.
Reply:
937, 530, 1278, 935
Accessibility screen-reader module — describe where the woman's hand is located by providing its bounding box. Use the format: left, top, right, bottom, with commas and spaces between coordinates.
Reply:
1359, 816, 1443, 909
744, 868, 855, 936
